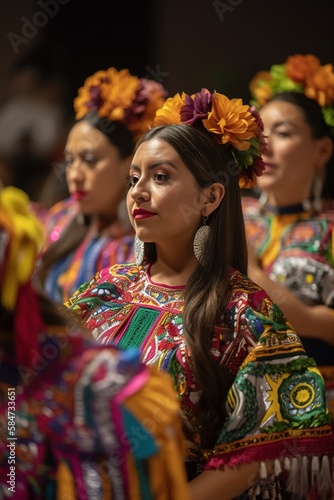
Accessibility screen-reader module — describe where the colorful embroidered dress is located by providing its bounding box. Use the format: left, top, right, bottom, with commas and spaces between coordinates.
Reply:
41, 197, 135, 303
243, 196, 334, 415
66, 262, 334, 498
0, 327, 188, 499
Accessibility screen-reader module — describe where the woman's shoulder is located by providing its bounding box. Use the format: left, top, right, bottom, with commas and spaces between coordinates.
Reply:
47, 197, 76, 218
42, 197, 77, 242
65, 262, 143, 304
229, 267, 267, 303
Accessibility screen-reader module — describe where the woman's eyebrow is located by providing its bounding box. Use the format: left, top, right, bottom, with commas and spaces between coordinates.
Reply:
129, 160, 177, 171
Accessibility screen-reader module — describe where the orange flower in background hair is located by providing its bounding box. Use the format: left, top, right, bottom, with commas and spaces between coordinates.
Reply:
73, 67, 168, 140
74, 68, 139, 120
249, 54, 334, 134
152, 88, 266, 188
285, 54, 320, 83
305, 63, 334, 107
126, 79, 168, 139
249, 71, 273, 107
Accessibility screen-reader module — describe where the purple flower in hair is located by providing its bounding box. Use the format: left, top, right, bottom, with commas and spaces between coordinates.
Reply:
180, 88, 212, 125
126, 79, 168, 124
249, 106, 267, 153
86, 86, 104, 112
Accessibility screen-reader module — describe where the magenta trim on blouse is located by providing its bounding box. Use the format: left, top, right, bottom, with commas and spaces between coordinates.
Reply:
145, 263, 185, 290
115, 366, 149, 404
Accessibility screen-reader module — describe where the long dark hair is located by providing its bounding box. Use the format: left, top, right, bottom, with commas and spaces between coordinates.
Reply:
37, 112, 135, 291
136, 124, 248, 447
268, 92, 334, 199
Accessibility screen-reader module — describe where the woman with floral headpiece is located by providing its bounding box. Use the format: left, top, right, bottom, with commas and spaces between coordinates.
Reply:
36, 67, 167, 303
64, 88, 334, 499
0, 185, 189, 499
243, 54, 334, 416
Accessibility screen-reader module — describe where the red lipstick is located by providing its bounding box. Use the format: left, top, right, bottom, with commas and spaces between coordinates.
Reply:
72, 191, 87, 201
133, 208, 157, 220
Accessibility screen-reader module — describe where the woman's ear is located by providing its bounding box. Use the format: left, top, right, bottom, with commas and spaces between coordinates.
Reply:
204, 182, 225, 215
315, 136, 333, 171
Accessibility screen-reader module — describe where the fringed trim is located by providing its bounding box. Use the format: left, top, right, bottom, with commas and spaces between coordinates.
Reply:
247, 455, 333, 499
285, 455, 333, 499
248, 459, 283, 500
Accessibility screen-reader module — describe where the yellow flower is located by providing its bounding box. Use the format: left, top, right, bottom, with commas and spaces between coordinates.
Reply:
203, 94, 258, 151
249, 71, 273, 107
153, 93, 186, 126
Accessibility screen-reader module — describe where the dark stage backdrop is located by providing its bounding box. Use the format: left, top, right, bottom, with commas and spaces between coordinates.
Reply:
0, 0, 333, 119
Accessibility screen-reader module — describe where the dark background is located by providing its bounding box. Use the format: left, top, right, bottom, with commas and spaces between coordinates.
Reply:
0, 0, 333, 202
1, 0, 333, 110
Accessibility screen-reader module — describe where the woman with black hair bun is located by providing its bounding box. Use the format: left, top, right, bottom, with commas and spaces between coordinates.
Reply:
36, 67, 167, 303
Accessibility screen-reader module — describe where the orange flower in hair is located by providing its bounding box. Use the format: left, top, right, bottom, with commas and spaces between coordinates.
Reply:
204, 94, 259, 151
153, 88, 266, 188
74, 67, 168, 140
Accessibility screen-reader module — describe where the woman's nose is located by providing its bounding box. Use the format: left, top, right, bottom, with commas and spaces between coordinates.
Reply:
130, 179, 150, 202
262, 131, 272, 155
66, 159, 85, 180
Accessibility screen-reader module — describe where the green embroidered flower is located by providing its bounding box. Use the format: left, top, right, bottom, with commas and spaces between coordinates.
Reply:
279, 371, 325, 421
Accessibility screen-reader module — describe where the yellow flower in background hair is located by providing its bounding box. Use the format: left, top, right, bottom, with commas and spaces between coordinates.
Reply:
0, 187, 44, 310
73, 67, 168, 140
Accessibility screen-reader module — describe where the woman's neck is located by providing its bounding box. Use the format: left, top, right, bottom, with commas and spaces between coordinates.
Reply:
149, 252, 198, 287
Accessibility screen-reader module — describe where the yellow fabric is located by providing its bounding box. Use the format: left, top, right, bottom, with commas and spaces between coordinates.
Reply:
259, 212, 311, 269
56, 461, 76, 499
0, 186, 44, 309
125, 368, 190, 500
126, 452, 142, 500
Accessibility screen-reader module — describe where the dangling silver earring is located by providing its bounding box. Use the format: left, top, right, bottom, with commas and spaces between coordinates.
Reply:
193, 216, 210, 264
134, 235, 145, 265
302, 174, 323, 213
258, 192, 268, 213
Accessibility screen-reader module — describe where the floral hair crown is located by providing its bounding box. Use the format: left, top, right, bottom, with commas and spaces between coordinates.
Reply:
249, 54, 334, 135
74, 67, 168, 141
153, 88, 266, 188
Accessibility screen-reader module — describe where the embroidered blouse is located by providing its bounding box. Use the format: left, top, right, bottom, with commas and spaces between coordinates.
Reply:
65, 262, 334, 498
